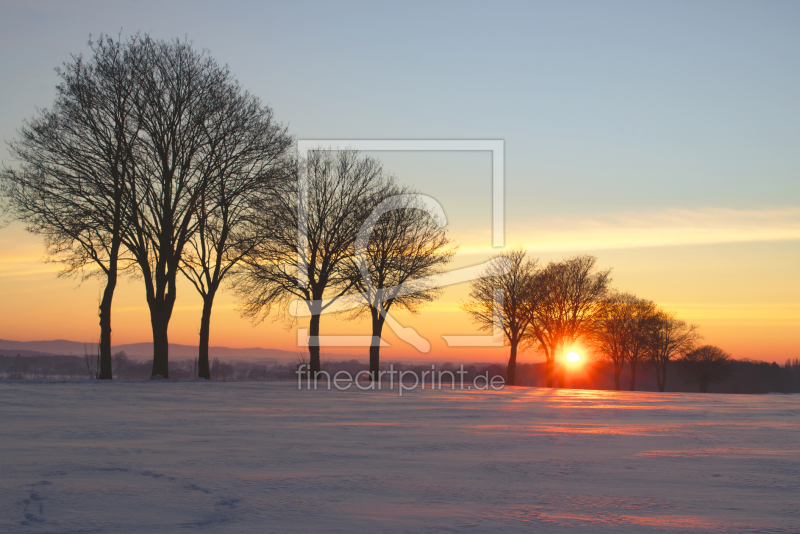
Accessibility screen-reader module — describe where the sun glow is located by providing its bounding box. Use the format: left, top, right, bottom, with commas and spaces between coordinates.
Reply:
566, 352, 580, 363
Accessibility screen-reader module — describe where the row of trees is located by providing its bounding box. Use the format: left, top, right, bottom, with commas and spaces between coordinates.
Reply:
464, 249, 731, 392
1, 33, 735, 389
1, 34, 454, 380
1, 34, 294, 379
233, 160, 454, 380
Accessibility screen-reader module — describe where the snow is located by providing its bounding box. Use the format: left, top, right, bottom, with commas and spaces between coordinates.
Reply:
1, 381, 798, 533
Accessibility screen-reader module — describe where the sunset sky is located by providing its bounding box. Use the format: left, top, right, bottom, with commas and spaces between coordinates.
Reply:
0, 1, 797, 363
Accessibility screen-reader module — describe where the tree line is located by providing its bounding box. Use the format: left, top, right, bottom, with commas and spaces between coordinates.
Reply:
3, 353, 797, 393
464, 249, 736, 392
1, 34, 740, 391
0, 34, 453, 380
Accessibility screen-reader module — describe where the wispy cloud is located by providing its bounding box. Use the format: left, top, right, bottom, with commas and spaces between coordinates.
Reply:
459, 207, 800, 255
0, 256, 61, 277
662, 302, 800, 325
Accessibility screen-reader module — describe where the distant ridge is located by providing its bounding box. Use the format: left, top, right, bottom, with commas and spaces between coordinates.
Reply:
0, 339, 299, 361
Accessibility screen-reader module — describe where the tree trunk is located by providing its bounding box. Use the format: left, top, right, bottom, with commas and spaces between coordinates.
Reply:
150, 308, 170, 379
557, 365, 566, 388
556, 344, 565, 388
197, 290, 215, 380
630, 360, 637, 391
369, 344, 380, 383
97, 268, 117, 380
308, 312, 321, 377
507, 342, 518, 386
614, 362, 622, 391
369, 314, 385, 382
545, 358, 554, 388
657, 362, 666, 392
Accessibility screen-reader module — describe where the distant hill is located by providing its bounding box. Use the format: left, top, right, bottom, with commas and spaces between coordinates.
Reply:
0, 339, 300, 362
0, 349, 54, 357
0, 339, 90, 356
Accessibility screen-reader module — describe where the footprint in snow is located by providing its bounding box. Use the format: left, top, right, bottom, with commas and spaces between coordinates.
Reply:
19, 482, 48, 525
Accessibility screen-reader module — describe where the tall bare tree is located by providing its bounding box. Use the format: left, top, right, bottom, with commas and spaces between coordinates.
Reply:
624, 298, 658, 391
528, 255, 611, 388
234, 150, 387, 377
590, 292, 635, 391
121, 36, 258, 378
646, 310, 700, 392
179, 90, 292, 379
464, 248, 536, 386
349, 190, 454, 381
1, 34, 143, 379
591, 292, 659, 391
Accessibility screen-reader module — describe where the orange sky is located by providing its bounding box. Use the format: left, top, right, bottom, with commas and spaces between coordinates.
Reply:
1, 218, 797, 364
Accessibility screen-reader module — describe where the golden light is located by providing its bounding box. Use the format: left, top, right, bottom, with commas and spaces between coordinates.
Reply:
566, 352, 580, 363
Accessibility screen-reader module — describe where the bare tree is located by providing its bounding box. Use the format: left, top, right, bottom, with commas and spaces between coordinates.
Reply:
624, 298, 658, 391
120, 37, 256, 378
464, 248, 536, 386
646, 310, 700, 392
350, 189, 454, 381
590, 292, 657, 391
590, 292, 633, 390
234, 150, 387, 378
85, 344, 101, 379
528, 255, 611, 388
179, 89, 292, 379
677, 345, 735, 393
1, 35, 143, 379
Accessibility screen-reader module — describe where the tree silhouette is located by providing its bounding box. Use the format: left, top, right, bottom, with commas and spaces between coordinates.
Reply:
624, 298, 658, 391
464, 248, 536, 386
590, 292, 635, 391
646, 310, 700, 392
2, 34, 143, 379
350, 189, 454, 382
234, 150, 387, 378
179, 88, 292, 380
118, 36, 265, 378
590, 292, 657, 391
529, 255, 611, 388
677, 345, 735, 393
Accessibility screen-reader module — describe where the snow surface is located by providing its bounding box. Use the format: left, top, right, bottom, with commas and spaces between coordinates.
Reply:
1, 381, 798, 533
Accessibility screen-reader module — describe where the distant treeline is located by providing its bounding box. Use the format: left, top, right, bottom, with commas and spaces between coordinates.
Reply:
515, 358, 800, 394
2, 354, 798, 394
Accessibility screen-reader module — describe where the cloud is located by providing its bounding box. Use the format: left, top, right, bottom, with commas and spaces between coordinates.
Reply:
662, 302, 800, 325
460, 207, 800, 255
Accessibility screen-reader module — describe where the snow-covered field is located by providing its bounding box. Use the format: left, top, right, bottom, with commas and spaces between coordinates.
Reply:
1, 382, 798, 533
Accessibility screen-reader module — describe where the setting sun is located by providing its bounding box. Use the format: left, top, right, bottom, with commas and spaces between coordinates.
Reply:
567, 352, 580, 363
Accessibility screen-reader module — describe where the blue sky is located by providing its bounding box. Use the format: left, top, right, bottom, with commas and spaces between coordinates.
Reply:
1, 1, 798, 227
2, 1, 798, 207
